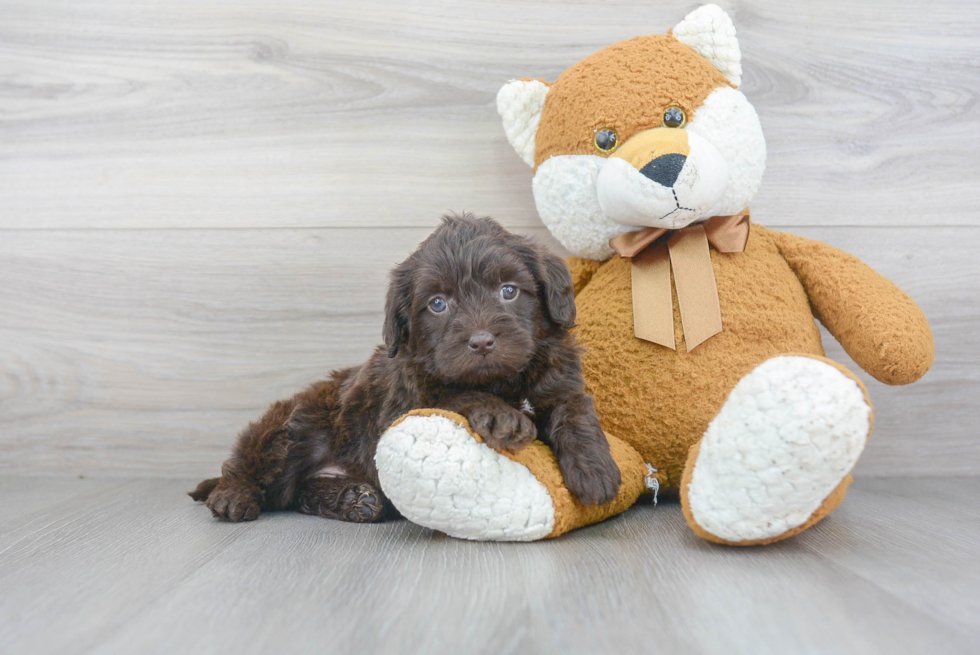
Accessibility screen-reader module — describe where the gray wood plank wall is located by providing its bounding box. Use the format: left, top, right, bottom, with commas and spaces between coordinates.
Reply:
1, 0, 978, 477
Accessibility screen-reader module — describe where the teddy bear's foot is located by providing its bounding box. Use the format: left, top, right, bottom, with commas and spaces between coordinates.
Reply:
681, 355, 873, 546
375, 409, 649, 541
376, 410, 556, 541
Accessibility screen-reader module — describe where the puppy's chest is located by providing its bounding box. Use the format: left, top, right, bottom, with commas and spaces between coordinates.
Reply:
485, 379, 532, 405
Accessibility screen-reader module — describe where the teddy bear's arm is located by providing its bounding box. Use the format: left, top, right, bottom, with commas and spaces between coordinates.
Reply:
565, 257, 602, 296
771, 230, 934, 385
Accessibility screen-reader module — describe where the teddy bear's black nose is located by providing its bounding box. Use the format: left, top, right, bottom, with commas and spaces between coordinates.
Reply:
639, 153, 687, 188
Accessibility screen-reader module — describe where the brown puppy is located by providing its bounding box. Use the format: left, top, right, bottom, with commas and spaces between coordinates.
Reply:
189, 214, 621, 522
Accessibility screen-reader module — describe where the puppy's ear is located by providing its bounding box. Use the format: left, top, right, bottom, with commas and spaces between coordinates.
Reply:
383, 263, 413, 357
536, 250, 576, 329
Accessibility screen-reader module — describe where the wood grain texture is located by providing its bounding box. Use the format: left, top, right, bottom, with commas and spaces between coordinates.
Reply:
0, 476, 977, 654
0, 0, 978, 478
0, 0, 978, 229
0, 226, 976, 477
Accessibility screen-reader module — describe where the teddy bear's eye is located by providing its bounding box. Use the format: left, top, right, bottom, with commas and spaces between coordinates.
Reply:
663, 107, 686, 128
593, 128, 619, 153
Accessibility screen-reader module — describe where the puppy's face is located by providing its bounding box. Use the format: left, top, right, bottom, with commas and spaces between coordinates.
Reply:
384, 215, 575, 385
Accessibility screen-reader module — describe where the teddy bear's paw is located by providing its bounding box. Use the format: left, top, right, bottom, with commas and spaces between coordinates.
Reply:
375, 410, 556, 541
683, 355, 872, 544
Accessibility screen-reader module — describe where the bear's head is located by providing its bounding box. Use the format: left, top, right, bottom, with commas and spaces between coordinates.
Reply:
497, 4, 766, 260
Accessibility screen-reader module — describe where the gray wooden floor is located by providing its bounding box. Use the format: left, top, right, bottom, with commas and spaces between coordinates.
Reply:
1, 476, 977, 655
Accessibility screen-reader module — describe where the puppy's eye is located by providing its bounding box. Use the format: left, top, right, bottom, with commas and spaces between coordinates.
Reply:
428, 297, 448, 314
500, 285, 519, 301
663, 107, 686, 128
593, 128, 618, 153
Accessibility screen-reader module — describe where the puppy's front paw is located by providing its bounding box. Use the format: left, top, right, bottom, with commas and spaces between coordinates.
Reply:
206, 483, 262, 522
560, 449, 622, 506
467, 402, 537, 451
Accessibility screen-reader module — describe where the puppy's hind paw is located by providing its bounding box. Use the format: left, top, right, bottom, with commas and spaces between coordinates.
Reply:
205, 484, 262, 522
188, 476, 220, 502
340, 483, 385, 523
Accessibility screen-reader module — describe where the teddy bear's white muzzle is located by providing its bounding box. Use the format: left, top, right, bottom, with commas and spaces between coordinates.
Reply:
596, 130, 729, 230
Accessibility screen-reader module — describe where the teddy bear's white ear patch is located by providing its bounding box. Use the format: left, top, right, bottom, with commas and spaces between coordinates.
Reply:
672, 4, 742, 87
497, 79, 549, 168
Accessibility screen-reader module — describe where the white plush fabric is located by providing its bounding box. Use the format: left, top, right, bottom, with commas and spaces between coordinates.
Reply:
672, 4, 743, 86
686, 356, 872, 543
497, 79, 549, 168
375, 414, 556, 541
596, 130, 730, 229
685, 86, 766, 218
533, 155, 631, 260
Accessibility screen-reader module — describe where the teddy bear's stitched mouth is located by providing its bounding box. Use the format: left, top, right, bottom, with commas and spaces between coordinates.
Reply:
637, 188, 700, 226
651, 189, 697, 223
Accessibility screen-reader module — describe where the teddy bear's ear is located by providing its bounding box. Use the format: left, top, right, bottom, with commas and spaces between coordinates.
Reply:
672, 4, 742, 87
497, 79, 550, 168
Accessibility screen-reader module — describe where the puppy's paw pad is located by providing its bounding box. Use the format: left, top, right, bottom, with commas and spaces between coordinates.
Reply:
340, 483, 384, 523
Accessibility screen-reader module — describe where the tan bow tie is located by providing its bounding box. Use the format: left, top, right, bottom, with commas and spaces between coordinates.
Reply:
608, 210, 751, 351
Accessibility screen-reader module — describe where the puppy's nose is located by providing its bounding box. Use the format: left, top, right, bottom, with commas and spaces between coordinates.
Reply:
467, 331, 495, 355
639, 153, 687, 188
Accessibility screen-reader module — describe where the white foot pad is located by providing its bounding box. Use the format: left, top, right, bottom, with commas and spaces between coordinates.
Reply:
375, 414, 555, 541
686, 356, 871, 542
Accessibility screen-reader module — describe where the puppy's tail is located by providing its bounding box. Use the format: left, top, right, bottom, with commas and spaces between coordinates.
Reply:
188, 477, 221, 502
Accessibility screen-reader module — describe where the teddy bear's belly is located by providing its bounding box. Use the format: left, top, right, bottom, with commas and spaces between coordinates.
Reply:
574, 233, 824, 489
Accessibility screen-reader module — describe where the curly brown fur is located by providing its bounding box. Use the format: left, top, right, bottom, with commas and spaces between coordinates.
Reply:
190, 213, 621, 522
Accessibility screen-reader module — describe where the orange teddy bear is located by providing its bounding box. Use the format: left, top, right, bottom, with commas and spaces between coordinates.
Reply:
374, 4, 933, 545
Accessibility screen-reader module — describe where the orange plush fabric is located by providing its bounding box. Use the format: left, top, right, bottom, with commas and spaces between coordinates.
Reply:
573, 225, 834, 489
771, 231, 934, 385
566, 256, 603, 295
511, 432, 648, 538
571, 223, 928, 493
534, 35, 730, 170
